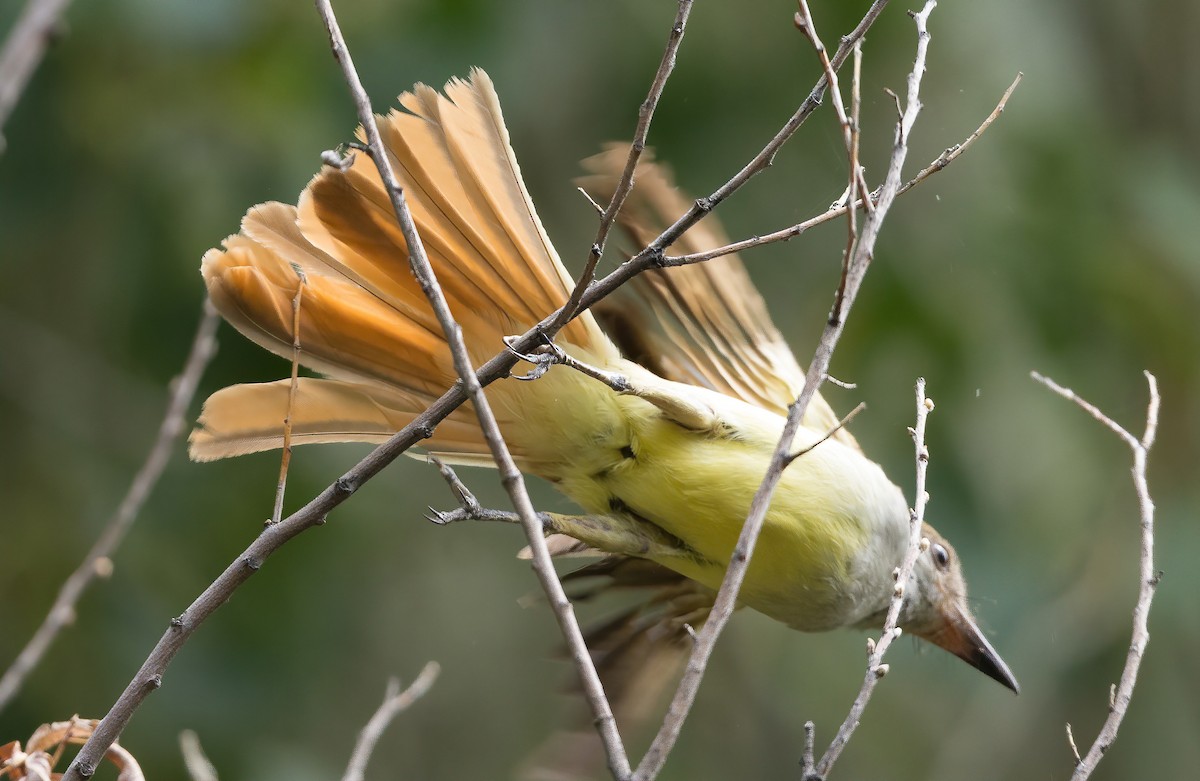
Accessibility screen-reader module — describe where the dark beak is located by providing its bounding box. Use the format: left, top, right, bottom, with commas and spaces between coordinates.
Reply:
924, 607, 1020, 694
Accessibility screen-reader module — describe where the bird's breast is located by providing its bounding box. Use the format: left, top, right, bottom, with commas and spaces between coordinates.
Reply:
552, 392, 907, 632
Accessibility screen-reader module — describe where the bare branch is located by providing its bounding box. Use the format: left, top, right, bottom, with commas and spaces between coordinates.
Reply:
0, 0, 76, 151
1031, 371, 1160, 781
617, 0, 890, 274
342, 663, 441, 781
549, 0, 693, 335
811, 379, 935, 777
633, 5, 938, 779
794, 0, 873, 217
0, 301, 219, 715
900, 72, 1022, 193
661, 72, 1021, 268
311, 3, 632, 778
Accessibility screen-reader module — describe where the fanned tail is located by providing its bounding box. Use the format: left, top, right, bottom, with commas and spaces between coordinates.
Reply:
190, 69, 618, 463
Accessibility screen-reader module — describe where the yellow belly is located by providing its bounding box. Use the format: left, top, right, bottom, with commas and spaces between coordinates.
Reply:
554, 394, 905, 631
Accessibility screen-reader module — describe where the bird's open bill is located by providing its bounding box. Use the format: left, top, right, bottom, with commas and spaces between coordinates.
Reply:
923, 605, 1020, 693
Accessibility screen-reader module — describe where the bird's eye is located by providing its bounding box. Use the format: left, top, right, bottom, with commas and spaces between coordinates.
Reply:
931, 543, 951, 569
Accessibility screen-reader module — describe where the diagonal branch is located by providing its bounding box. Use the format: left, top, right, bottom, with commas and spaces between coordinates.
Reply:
314, 2, 631, 777
0, 0, 76, 151
549, 0, 693, 335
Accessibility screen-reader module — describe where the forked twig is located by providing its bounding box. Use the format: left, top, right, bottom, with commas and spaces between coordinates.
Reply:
550, 0, 693, 334
794, 0, 874, 218
1031, 371, 1159, 781
341, 662, 441, 781
661, 71, 1022, 268
807, 379, 935, 778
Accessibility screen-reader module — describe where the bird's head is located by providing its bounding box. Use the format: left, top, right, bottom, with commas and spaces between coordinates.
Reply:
900, 524, 1019, 693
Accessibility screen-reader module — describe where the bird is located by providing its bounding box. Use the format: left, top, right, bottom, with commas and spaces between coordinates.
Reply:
188, 68, 1018, 725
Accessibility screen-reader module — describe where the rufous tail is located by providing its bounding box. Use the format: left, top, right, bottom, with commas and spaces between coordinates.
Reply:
189, 69, 617, 464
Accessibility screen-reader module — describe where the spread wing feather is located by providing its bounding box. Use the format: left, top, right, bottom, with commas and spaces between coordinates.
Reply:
578, 145, 860, 451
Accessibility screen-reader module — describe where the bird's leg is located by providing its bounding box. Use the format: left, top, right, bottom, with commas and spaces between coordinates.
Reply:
504, 336, 721, 433
429, 505, 699, 562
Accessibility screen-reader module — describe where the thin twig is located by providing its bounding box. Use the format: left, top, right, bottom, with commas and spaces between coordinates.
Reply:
272, 268, 307, 525
662, 71, 1021, 268
179, 730, 219, 781
786, 402, 866, 463
0, 301, 219, 715
1031, 371, 1159, 781
311, 2, 632, 778
549, 0, 693, 335
341, 662, 441, 781
620, 0, 891, 274
902, 72, 1022, 192
633, 5, 937, 779
811, 379, 935, 777
0, 0, 76, 151
794, 0, 873, 217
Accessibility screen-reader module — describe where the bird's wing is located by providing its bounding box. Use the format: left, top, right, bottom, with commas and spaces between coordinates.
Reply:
578, 145, 860, 451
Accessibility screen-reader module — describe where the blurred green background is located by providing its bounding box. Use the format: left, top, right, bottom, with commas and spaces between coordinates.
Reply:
1, 0, 1197, 779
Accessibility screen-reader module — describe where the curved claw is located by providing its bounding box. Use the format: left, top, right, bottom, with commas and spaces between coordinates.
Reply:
503, 334, 565, 381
